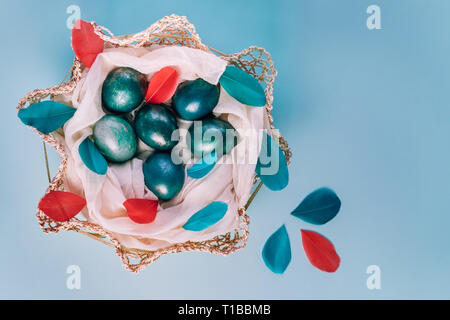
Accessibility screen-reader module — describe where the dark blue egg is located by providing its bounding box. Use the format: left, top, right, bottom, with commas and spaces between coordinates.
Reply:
93, 115, 137, 163
143, 152, 185, 200
102, 67, 147, 113
134, 104, 179, 151
187, 118, 237, 157
172, 78, 219, 120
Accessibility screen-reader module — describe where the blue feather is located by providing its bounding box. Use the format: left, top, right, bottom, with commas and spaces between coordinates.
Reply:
187, 152, 217, 179
18, 100, 76, 134
291, 187, 341, 225
182, 201, 228, 231
262, 225, 291, 274
219, 65, 267, 107
78, 137, 108, 175
255, 131, 289, 191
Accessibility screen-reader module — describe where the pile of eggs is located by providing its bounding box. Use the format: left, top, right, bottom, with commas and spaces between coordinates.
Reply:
92, 67, 237, 201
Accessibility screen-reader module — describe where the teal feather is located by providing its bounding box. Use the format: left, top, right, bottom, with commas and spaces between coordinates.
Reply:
255, 131, 289, 191
78, 137, 108, 175
187, 152, 218, 179
182, 201, 228, 231
18, 101, 76, 134
291, 188, 341, 225
262, 225, 291, 274
219, 65, 266, 107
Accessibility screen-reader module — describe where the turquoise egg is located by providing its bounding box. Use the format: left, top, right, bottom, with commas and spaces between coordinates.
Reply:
135, 104, 179, 151
102, 67, 147, 113
143, 152, 185, 200
172, 78, 219, 120
187, 117, 237, 157
93, 115, 137, 163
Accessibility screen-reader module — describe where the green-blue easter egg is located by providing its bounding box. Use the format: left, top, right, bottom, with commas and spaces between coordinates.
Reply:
143, 152, 185, 200
172, 78, 219, 120
93, 115, 137, 163
102, 67, 147, 113
135, 104, 179, 151
187, 117, 237, 157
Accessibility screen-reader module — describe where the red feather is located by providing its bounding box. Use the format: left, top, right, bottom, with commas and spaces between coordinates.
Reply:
38, 191, 86, 222
301, 230, 341, 273
71, 19, 104, 68
145, 66, 179, 103
123, 199, 158, 224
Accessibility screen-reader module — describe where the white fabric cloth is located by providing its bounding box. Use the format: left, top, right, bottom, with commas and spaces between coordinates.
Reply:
58, 46, 264, 250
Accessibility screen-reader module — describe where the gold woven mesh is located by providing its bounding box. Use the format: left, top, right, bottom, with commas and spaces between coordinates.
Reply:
16, 15, 291, 273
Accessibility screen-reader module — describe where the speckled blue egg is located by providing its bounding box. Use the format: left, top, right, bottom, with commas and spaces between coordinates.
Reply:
143, 152, 185, 200
172, 78, 219, 120
135, 104, 179, 151
93, 115, 137, 163
102, 67, 147, 113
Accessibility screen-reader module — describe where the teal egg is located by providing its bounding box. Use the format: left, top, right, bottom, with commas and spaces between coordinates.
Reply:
102, 67, 147, 113
135, 104, 179, 151
172, 78, 219, 120
143, 152, 185, 200
93, 115, 137, 163
187, 118, 237, 157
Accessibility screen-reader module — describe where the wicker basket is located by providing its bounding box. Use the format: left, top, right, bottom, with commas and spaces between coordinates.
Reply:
17, 15, 291, 273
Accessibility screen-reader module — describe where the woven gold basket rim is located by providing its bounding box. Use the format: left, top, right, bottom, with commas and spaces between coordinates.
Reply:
16, 14, 292, 273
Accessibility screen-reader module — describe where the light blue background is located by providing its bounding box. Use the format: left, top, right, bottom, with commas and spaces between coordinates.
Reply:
1, 0, 449, 299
